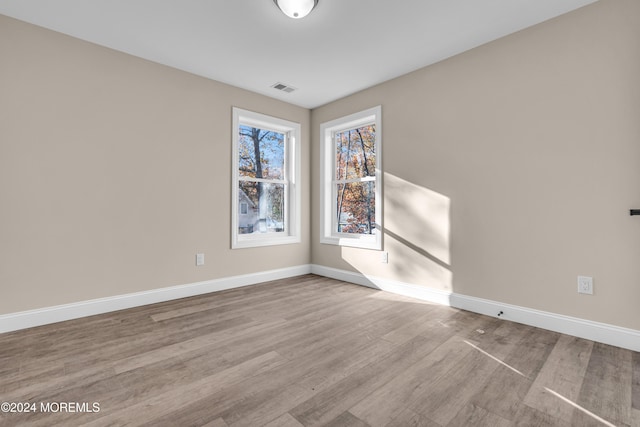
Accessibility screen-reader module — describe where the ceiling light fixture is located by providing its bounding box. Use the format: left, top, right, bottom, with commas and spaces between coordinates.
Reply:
273, 0, 318, 19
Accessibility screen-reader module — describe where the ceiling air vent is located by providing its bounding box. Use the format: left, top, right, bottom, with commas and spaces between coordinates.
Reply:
271, 82, 296, 93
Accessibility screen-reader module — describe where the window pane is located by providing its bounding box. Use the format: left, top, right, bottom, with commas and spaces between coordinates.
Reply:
335, 181, 376, 234
335, 125, 376, 180
238, 181, 285, 234
238, 125, 285, 180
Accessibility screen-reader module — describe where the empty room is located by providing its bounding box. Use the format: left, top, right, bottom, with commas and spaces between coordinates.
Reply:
1, 0, 639, 426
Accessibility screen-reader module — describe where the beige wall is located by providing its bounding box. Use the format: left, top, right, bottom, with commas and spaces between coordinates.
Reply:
0, 15, 310, 314
311, 0, 640, 330
2, 0, 639, 332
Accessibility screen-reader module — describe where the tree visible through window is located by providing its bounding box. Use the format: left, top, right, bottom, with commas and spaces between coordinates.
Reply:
238, 125, 286, 234
335, 125, 376, 234
320, 106, 382, 250
232, 108, 300, 248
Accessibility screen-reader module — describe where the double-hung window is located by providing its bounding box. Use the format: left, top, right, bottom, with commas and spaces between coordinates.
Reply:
320, 106, 382, 250
232, 108, 301, 248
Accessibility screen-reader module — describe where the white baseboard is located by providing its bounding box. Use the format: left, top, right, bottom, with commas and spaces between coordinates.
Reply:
0, 265, 312, 334
3, 263, 638, 352
310, 264, 640, 352
311, 264, 454, 305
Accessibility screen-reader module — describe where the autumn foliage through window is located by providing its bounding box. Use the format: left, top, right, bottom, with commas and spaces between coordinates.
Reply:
335, 125, 376, 234
238, 125, 286, 235
320, 105, 381, 250
232, 108, 300, 249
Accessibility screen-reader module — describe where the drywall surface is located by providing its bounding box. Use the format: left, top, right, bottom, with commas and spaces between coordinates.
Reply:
311, 0, 640, 330
0, 14, 310, 314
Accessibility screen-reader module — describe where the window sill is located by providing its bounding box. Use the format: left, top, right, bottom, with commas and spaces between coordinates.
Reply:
320, 234, 382, 250
233, 235, 301, 249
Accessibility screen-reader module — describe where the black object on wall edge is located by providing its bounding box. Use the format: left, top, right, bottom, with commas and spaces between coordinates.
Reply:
630, 209, 640, 216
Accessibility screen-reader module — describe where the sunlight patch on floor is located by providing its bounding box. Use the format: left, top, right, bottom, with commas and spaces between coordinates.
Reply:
543, 387, 616, 427
463, 340, 527, 378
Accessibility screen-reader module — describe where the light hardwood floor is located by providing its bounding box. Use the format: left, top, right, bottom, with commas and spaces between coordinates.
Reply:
0, 274, 638, 426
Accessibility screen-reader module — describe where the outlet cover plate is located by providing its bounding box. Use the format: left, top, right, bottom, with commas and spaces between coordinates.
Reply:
577, 275, 593, 295
196, 253, 205, 266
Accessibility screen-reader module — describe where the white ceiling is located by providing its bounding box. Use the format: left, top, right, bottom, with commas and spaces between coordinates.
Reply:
0, 0, 597, 109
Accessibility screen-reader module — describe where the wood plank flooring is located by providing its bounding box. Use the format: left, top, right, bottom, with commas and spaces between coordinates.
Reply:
0, 274, 638, 426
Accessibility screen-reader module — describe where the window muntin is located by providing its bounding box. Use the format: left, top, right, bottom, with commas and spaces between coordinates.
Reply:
238, 125, 287, 235
232, 108, 300, 248
334, 125, 377, 235
320, 106, 382, 249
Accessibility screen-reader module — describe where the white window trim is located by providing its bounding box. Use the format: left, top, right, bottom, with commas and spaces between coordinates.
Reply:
320, 106, 382, 250
232, 108, 301, 249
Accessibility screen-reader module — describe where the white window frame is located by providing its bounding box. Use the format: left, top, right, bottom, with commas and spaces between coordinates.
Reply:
320, 106, 382, 250
232, 108, 301, 249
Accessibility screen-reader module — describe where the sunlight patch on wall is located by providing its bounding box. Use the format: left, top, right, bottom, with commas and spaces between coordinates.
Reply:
340, 173, 453, 292
385, 172, 451, 266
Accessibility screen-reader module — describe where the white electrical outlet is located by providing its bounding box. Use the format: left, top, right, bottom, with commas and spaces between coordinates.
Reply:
381, 251, 389, 264
577, 276, 593, 295
196, 253, 205, 266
